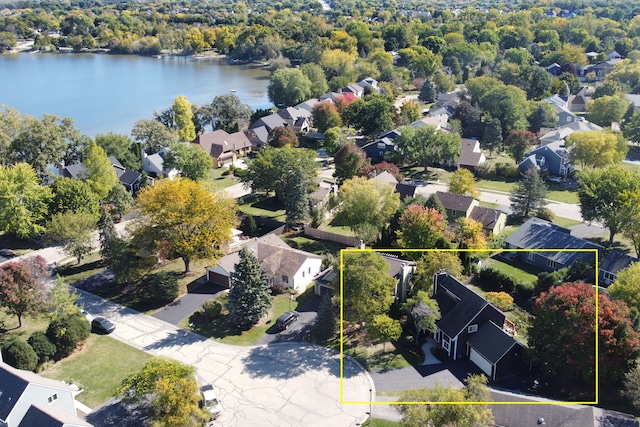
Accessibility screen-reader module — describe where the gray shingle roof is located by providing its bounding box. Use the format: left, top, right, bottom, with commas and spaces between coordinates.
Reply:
467, 321, 520, 364
434, 274, 498, 339
19, 404, 92, 427
600, 250, 638, 275
436, 191, 475, 212
505, 217, 603, 265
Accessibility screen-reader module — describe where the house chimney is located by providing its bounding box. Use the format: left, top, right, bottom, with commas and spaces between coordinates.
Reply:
57, 159, 65, 177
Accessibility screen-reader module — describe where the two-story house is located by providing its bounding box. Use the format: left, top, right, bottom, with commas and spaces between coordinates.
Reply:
0, 362, 92, 427
432, 272, 528, 381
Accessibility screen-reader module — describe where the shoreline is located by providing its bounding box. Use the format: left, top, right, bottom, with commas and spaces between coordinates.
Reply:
8, 42, 231, 62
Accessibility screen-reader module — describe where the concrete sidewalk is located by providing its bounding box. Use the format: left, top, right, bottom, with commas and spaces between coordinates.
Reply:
76, 289, 373, 427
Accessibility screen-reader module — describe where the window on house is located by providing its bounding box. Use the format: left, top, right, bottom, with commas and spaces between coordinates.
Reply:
566, 116, 571, 122
47, 393, 58, 404
434, 331, 440, 343
302, 271, 305, 278
604, 271, 615, 281
282, 275, 288, 283
442, 339, 450, 351
547, 259, 556, 269
526, 252, 535, 262
468, 324, 478, 333
308, 267, 311, 274
452, 210, 456, 217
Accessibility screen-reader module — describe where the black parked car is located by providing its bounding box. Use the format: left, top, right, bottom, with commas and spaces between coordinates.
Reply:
276, 311, 299, 330
91, 317, 116, 334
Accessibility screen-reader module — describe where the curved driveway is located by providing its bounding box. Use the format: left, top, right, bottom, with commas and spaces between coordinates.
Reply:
76, 289, 372, 427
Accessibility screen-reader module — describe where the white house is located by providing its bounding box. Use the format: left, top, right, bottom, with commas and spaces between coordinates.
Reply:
0, 362, 92, 427
142, 147, 179, 179
205, 234, 323, 293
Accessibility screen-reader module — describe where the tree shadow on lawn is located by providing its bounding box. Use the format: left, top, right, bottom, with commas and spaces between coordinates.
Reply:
57, 259, 105, 278
186, 312, 243, 340
92, 281, 167, 314
241, 342, 362, 379
252, 196, 284, 212
87, 398, 150, 427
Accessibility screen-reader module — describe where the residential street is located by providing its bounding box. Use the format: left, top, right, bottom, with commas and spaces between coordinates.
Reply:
75, 289, 373, 427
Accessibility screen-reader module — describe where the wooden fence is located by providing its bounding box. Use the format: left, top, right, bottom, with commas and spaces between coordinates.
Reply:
304, 226, 358, 247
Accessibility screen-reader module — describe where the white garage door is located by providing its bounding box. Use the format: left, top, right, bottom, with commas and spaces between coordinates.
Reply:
469, 348, 493, 378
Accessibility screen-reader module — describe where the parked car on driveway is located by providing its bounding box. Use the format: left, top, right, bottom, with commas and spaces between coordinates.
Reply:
276, 311, 299, 330
91, 317, 116, 334
201, 384, 223, 419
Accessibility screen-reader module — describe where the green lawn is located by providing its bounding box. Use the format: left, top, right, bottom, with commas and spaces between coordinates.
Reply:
203, 167, 239, 190
553, 216, 582, 228
478, 201, 499, 208
181, 292, 312, 346
40, 335, 152, 408
370, 418, 402, 426
320, 222, 356, 237
0, 312, 50, 347
477, 178, 516, 193
399, 165, 452, 183
484, 257, 539, 286
237, 195, 286, 222
55, 253, 106, 284
546, 188, 580, 204
282, 235, 346, 257
92, 258, 210, 315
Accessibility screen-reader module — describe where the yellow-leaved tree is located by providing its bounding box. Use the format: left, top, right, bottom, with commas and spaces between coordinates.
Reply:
131, 178, 238, 273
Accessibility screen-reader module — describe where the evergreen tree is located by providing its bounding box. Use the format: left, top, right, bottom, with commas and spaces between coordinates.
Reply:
418, 79, 436, 103
509, 169, 548, 217
425, 193, 448, 221
98, 207, 117, 261
312, 293, 337, 342
227, 247, 271, 329
285, 171, 310, 226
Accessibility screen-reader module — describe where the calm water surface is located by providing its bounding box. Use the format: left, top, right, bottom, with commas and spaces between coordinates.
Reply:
0, 53, 271, 137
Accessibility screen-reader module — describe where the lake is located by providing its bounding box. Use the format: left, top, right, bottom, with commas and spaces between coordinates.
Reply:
0, 53, 272, 137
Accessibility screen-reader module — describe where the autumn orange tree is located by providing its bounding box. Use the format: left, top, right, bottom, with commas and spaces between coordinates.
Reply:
528, 282, 640, 389
397, 205, 447, 251
130, 178, 238, 273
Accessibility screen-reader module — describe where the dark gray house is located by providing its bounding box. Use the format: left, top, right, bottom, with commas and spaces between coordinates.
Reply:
518, 140, 573, 177
432, 272, 527, 380
599, 250, 638, 286
361, 137, 395, 163
504, 217, 602, 271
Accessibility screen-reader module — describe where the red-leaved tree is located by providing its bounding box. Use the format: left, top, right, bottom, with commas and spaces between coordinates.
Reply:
267, 126, 299, 147
358, 162, 404, 182
0, 256, 49, 328
528, 282, 640, 388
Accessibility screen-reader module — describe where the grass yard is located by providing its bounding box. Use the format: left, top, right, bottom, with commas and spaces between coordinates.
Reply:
370, 419, 402, 426
484, 257, 539, 286
327, 327, 419, 371
546, 188, 580, 204
0, 312, 49, 347
320, 222, 356, 237
478, 200, 499, 209
203, 166, 239, 190
40, 335, 151, 408
282, 235, 346, 257
0, 232, 41, 256
399, 165, 452, 183
181, 291, 314, 346
238, 195, 286, 222
477, 177, 516, 193
92, 258, 210, 315
55, 253, 106, 284
553, 216, 582, 228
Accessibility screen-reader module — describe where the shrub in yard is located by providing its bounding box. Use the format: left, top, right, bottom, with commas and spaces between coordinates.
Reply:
515, 281, 536, 299
233, 168, 248, 178
477, 268, 516, 294
241, 214, 258, 236
535, 269, 566, 294
3, 339, 38, 371
270, 284, 288, 295
474, 162, 492, 178
46, 313, 91, 360
202, 300, 222, 319
28, 331, 57, 364
485, 292, 514, 311
535, 208, 555, 222
150, 271, 179, 303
